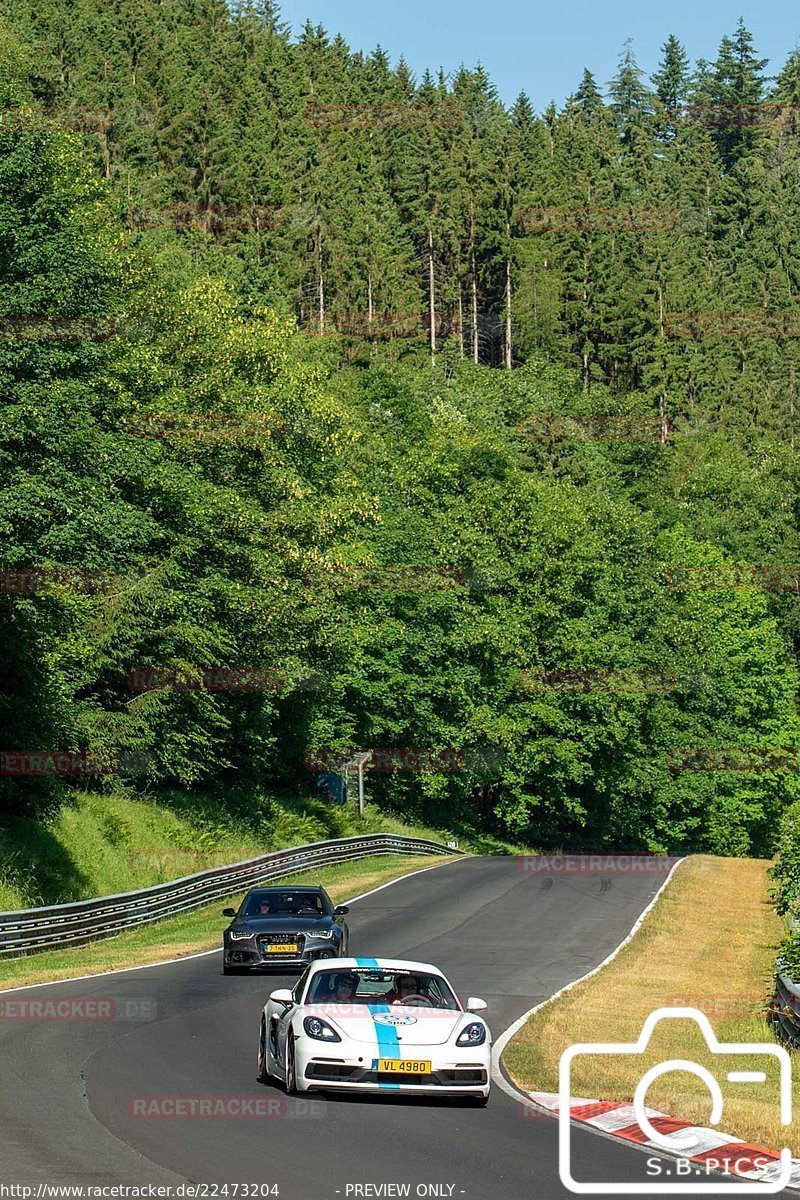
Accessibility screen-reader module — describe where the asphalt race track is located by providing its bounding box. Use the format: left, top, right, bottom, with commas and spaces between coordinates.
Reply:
0, 856, 788, 1199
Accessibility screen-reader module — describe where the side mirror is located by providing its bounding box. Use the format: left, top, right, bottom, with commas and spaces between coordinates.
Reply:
466, 997, 488, 1013
222, 908, 236, 918
334, 905, 349, 915
269, 988, 294, 1007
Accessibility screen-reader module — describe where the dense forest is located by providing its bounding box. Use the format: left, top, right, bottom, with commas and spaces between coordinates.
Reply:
2, 0, 800, 856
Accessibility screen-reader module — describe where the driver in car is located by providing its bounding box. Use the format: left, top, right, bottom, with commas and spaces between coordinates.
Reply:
332, 972, 359, 1003
387, 974, 424, 1005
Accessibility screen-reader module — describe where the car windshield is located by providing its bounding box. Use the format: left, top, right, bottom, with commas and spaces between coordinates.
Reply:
305, 968, 460, 1010
244, 891, 326, 917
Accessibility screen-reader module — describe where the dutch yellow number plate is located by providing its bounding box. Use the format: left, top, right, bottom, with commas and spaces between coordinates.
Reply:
374, 1058, 431, 1074
267, 943, 298, 953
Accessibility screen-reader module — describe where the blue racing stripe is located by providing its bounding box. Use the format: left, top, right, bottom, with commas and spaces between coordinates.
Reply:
368, 1003, 401, 1090
355, 960, 401, 1090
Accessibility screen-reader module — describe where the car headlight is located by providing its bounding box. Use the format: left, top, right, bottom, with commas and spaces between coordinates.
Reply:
456, 1021, 486, 1046
303, 1016, 342, 1042
308, 928, 335, 939
228, 931, 254, 941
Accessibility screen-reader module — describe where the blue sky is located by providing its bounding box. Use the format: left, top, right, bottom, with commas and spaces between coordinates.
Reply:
276, 0, 799, 111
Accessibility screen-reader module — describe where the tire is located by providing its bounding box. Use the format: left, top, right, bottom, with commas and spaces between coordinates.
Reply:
285, 1034, 298, 1095
463, 1092, 489, 1107
223, 962, 245, 975
257, 1019, 270, 1084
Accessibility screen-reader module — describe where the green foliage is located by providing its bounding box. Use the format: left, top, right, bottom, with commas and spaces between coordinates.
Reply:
1, 5, 799, 869
771, 801, 800, 917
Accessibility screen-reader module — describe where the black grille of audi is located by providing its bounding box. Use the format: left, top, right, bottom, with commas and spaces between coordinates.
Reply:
222, 886, 349, 974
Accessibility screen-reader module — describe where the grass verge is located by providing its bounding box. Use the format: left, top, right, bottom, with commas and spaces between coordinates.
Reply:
0, 852, 458, 991
503, 855, 797, 1154
0, 785, 517, 911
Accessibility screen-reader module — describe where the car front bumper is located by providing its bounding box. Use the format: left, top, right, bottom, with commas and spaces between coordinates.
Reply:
297, 1043, 491, 1095
224, 944, 340, 968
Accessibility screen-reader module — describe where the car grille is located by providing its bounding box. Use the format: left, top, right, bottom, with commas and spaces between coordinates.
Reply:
256, 932, 306, 958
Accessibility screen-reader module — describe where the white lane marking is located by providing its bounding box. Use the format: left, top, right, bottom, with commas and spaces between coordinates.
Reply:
0, 855, 468, 996
490, 857, 687, 1103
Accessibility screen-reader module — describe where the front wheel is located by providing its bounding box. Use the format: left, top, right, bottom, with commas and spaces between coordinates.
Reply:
463, 1092, 489, 1107
223, 962, 246, 976
285, 1034, 298, 1095
257, 1019, 270, 1084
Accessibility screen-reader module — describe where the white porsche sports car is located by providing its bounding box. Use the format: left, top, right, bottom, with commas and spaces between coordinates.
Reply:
257, 957, 491, 1104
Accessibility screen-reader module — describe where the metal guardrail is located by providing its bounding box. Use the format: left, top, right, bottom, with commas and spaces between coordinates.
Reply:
772, 972, 800, 1047
0, 833, 461, 959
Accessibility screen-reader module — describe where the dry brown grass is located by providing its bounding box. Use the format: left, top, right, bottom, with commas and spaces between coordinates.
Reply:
503, 856, 799, 1154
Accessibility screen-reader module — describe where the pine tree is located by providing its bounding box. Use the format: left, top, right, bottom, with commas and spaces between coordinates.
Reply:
574, 68, 603, 116
608, 40, 655, 147
652, 35, 690, 110
697, 21, 770, 165
652, 33, 690, 142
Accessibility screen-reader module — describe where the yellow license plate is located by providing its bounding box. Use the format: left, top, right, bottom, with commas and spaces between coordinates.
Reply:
374, 1058, 431, 1074
267, 944, 298, 953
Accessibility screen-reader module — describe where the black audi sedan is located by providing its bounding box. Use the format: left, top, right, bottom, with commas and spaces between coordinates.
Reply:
221, 885, 350, 974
